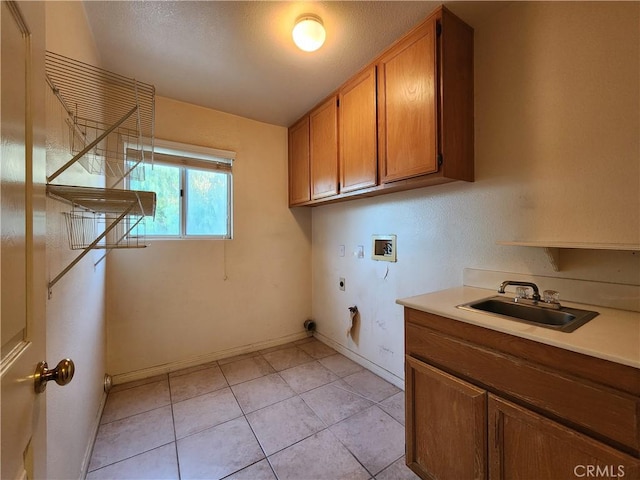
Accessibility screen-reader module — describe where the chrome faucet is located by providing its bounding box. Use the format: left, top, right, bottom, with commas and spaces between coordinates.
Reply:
498, 280, 541, 301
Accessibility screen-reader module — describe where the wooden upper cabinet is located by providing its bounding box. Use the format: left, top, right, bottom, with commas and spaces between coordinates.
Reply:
378, 7, 474, 184
287, 6, 473, 206
377, 17, 438, 183
288, 116, 310, 206
440, 7, 474, 182
310, 96, 339, 200
339, 66, 377, 193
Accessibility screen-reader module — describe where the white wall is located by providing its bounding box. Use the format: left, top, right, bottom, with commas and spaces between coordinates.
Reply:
106, 97, 312, 377
44, 3, 107, 479
311, 2, 640, 384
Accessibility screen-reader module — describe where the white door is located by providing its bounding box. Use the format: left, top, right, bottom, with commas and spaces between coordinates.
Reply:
1, 2, 48, 479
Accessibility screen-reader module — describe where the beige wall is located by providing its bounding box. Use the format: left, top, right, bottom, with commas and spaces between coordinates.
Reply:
106, 97, 312, 377
37, 0, 638, 477
44, 2, 106, 479
311, 1, 640, 384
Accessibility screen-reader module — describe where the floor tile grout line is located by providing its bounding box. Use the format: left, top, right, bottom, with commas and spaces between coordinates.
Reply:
86, 441, 176, 475
240, 402, 280, 479
381, 452, 408, 476
327, 429, 377, 479
293, 384, 404, 471
239, 351, 402, 432
98, 401, 172, 427
217, 347, 362, 478
294, 394, 399, 476
168, 348, 399, 464
331, 382, 402, 409
323, 420, 405, 479
171, 384, 231, 406
239, 389, 348, 478
170, 370, 239, 442
292, 381, 405, 477
264, 425, 332, 458
96, 342, 406, 479
222, 369, 280, 479
167, 374, 182, 480
108, 371, 172, 391
100, 375, 172, 425
217, 361, 234, 388
173, 411, 245, 442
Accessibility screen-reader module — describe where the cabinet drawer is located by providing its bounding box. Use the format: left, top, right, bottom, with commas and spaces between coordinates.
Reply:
406, 322, 640, 454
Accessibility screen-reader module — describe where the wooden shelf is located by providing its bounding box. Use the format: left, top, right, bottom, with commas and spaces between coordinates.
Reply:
497, 241, 640, 271
497, 241, 640, 251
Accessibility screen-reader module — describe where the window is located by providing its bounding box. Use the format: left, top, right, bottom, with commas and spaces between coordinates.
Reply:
128, 139, 234, 239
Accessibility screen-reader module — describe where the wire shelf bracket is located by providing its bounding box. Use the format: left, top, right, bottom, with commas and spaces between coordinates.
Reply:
47, 105, 138, 183
46, 185, 156, 297
48, 204, 135, 296
45, 51, 155, 186
44, 52, 156, 295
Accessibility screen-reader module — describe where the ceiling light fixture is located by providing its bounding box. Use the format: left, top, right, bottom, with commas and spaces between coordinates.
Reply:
292, 14, 326, 52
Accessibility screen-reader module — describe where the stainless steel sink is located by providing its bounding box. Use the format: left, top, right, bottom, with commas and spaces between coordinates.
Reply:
457, 295, 599, 332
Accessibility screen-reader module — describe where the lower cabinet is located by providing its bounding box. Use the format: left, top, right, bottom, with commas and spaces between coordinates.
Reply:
489, 395, 639, 480
405, 356, 486, 480
405, 354, 640, 480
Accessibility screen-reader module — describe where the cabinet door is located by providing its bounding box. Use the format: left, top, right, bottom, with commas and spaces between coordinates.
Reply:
310, 96, 338, 199
288, 116, 310, 205
405, 356, 487, 480
339, 66, 377, 193
489, 395, 640, 480
377, 17, 438, 183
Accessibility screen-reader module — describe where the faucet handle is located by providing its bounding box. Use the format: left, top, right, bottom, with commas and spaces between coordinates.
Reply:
515, 286, 530, 299
543, 290, 560, 304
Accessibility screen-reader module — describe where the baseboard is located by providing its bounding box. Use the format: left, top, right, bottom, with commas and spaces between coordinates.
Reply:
79, 389, 107, 479
110, 331, 310, 385
313, 332, 405, 390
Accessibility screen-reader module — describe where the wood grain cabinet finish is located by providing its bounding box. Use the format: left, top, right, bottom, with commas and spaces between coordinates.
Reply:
406, 356, 486, 480
310, 96, 339, 200
339, 66, 378, 193
287, 5, 473, 207
489, 395, 640, 480
378, 7, 473, 185
404, 307, 640, 480
288, 116, 310, 205
377, 15, 438, 183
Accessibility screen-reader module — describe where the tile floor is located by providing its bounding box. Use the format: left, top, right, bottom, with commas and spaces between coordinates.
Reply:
87, 337, 420, 480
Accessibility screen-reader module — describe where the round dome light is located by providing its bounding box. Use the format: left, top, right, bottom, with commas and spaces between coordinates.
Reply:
292, 15, 326, 52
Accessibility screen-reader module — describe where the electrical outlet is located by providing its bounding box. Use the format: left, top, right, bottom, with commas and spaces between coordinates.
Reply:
339, 277, 346, 291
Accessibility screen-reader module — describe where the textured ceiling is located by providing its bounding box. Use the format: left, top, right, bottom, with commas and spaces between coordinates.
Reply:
82, 1, 505, 127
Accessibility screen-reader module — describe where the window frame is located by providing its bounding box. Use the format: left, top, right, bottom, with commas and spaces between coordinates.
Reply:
126, 138, 235, 240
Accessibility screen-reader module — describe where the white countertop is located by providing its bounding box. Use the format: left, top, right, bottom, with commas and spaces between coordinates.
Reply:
397, 286, 640, 369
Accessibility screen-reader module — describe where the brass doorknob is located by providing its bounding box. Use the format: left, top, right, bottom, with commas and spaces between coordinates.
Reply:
34, 358, 75, 393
